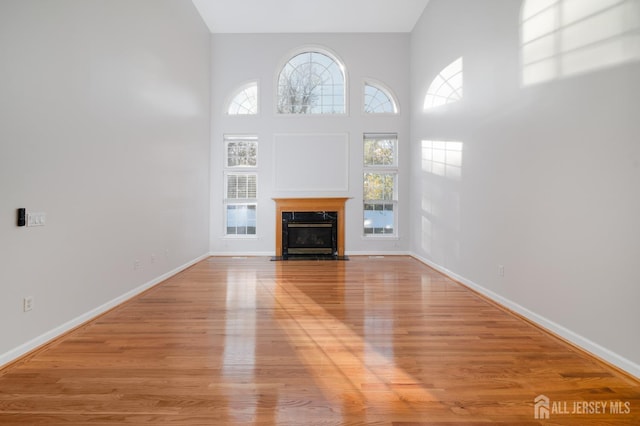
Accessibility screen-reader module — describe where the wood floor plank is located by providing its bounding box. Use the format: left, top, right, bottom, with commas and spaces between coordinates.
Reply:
0, 256, 638, 425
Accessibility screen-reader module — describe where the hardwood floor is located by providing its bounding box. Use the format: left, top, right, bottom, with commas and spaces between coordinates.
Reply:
0, 256, 638, 425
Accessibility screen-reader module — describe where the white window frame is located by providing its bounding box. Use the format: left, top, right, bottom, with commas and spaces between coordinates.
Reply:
275, 47, 347, 115
363, 79, 399, 114
363, 133, 399, 238
223, 135, 258, 238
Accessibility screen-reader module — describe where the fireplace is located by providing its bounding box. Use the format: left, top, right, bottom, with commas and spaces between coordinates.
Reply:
282, 211, 337, 257
273, 198, 349, 259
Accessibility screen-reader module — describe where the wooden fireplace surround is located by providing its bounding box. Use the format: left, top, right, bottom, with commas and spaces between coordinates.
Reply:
273, 197, 349, 257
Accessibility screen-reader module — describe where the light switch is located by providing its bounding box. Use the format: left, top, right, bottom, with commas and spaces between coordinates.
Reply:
27, 212, 46, 227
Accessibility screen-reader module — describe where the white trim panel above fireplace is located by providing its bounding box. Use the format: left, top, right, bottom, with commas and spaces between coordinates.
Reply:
273, 133, 349, 193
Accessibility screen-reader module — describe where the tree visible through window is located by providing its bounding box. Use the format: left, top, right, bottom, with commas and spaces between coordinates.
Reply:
277, 51, 345, 114
226, 139, 257, 168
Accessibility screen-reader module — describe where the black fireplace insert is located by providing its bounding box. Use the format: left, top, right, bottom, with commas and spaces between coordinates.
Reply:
282, 211, 338, 259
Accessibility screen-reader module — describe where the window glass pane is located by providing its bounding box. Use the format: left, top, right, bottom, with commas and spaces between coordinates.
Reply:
226, 139, 257, 168
224, 135, 258, 237
226, 204, 256, 235
277, 51, 345, 114
364, 135, 397, 166
364, 173, 395, 201
363, 203, 394, 234
364, 83, 397, 114
226, 174, 257, 199
363, 132, 397, 237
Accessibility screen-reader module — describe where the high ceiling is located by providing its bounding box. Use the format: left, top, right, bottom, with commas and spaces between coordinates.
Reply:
191, 0, 431, 33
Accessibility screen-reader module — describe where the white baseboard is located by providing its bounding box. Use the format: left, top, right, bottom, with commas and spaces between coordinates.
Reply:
0, 253, 210, 369
208, 251, 414, 258
411, 254, 640, 380
345, 250, 412, 256
208, 251, 273, 257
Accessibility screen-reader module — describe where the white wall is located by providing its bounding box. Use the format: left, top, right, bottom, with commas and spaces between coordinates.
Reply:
0, 0, 211, 364
209, 34, 411, 256
410, 0, 640, 375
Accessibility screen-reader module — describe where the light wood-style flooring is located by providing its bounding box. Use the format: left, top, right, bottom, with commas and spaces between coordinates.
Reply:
1, 256, 638, 425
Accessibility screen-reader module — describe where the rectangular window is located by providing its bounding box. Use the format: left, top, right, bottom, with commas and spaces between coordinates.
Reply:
224, 135, 258, 237
364, 135, 397, 166
363, 134, 398, 237
226, 204, 257, 235
364, 202, 395, 235
226, 173, 257, 199
225, 135, 257, 168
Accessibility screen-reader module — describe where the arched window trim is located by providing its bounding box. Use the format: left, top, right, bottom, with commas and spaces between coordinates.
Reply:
225, 80, 259, 116
274, 45, 349, 116
363, 78, 400, 115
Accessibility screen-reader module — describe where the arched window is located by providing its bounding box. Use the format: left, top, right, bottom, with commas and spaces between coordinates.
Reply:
277, 50, 346, 114
521, 0, 640, 86
364, 81, 398, 114
423, 57, 463, 110
227, 82, 258, 115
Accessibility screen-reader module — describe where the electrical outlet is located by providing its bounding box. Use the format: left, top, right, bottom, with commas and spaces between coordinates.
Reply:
134, 259, 141, 270
498, 265, 505, 277
23, 296, 34, 312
